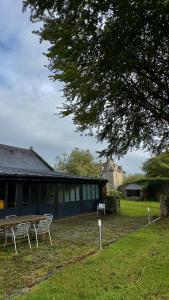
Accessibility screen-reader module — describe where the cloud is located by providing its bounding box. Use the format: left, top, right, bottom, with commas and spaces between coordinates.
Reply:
0, 0, 150, 174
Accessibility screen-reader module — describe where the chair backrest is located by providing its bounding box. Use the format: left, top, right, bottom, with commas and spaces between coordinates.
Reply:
44, 214, 53, 226
14, 222, 31, 237
37, 220, 49, 234
6, 215, 17, 219
98, 203, 105, 209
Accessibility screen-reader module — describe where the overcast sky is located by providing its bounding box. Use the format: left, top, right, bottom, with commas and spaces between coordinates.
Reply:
0, 0, 150, 174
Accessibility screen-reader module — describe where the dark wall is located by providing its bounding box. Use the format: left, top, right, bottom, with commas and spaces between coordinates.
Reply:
0, 179, 105, 219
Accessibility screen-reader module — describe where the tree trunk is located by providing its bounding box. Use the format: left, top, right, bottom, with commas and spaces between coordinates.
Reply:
159, 193, 169, 217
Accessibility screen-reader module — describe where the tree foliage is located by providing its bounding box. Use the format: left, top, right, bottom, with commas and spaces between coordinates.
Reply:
123, 173, 146, 185
142, 152, 169, 177
55, 148, 101, 177
23, 0, 169, 157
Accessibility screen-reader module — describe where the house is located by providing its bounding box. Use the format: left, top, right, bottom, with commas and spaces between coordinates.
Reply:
124, 183, 143, 200
0, 144, 107, 219
101, 159, 125, 192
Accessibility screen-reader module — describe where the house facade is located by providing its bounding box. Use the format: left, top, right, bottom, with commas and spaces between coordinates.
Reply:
124, 183, 143, 200
0, 144, 107, 219
101, 159, 125, 192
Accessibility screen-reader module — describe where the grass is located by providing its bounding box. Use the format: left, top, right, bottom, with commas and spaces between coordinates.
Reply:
18, 218, 169, 300
0, 200, 160, 299
120, 199, 159, 217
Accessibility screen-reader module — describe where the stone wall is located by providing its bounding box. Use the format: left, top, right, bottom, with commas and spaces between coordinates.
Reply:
101, 159, 125, 191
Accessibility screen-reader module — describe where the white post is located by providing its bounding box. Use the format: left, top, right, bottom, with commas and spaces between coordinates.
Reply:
98, 218, 102, 250
147, 207, 151, 224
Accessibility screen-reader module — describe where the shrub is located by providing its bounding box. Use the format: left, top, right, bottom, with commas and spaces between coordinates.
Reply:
105, 189, 121, 214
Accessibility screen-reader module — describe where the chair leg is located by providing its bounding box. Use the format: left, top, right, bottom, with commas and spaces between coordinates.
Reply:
33, 224, 38, 248
48, 231, 52, 246
13, 235, 17, 255
27, 234, 31, 250
4, 234, 7, 250
35, 230, 38, 248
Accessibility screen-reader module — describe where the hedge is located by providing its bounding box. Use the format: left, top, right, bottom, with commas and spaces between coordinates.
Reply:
123, 177, 169, 201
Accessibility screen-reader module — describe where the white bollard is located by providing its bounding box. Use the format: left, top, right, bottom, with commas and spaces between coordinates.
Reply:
147, 207, 151, 224
98, 218, 102, 250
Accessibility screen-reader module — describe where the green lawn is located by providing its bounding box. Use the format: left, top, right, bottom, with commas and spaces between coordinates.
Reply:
18, 219, 169, 300
1, 199, 157, 299
120, 199, 160, 217
15, 200, 168, 300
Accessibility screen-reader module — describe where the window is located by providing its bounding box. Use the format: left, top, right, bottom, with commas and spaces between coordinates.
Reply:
70, 185, 76, 202
47, 184, 55, 204
41, 183, 47, 203
83, 185, 87, 200
30, 184, 38, 204
57, 184, 80, 203
41, 183, 55, 204
22, 183, 30, 207
7, 183, 16, 208
64, 185, 70, 202
0, 182, 5, 209
58, 184, 64, 203
91, 185, 96, 200
95, 185, 100, 200
75, 185, 80, 201
82, 184, 100, 201
87, 185, 92, 200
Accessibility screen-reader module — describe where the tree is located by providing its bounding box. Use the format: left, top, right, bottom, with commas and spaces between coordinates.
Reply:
55, 148, 101, 177
142, 152, 169, 178
23, 0, 169, 157
123, 173, 146, 185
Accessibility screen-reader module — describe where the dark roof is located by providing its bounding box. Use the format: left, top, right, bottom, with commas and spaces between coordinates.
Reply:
124, 183, 143, 190
0, 144, 107, 182
0, 165, 106, 181
0, 144, 53, 171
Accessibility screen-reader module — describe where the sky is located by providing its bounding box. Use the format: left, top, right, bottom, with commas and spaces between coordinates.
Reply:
0, 0, 150, 174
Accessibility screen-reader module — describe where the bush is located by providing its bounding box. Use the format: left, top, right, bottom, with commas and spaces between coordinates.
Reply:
128, 178, 169, 201
105, 189, 121, 214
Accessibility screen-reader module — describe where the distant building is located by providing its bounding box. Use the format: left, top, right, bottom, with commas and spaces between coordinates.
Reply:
124, 183, 143, 200
101, 159, 125, 191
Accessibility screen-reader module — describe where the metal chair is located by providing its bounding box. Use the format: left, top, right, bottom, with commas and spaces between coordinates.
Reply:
5, 215, 17, 239
0, 219, 5, 239
6, 215, 17, 219
4, 222, 31, 254
97, 203, 106, 215
33, 219, 52, 248
44, 214, 53, 226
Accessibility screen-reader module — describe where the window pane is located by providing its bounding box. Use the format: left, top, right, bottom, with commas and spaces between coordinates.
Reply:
22, 183, 29, 207
47, 184, 55, 204
58, 184, 64, 203
76, 185, 80, 201
87, 185, 92, 200
91, 185, 96, 200
30, 184, 38, 204
54, 184, 58, 202
70, 185, 76, 201
7, 183, 16, 208
41, 184, 47, 203
0, 182, 5, 209
83, 184, 87, 200
41, 184, 54, 204
64, 185, 70, 202
95, 185, 100, 199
